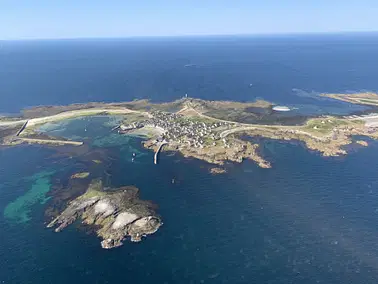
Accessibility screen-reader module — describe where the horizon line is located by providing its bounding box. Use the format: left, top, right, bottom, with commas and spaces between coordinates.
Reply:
1, 30, 378, 42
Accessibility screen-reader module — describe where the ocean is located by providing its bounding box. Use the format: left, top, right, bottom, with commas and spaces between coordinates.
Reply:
1, 34, 378, 283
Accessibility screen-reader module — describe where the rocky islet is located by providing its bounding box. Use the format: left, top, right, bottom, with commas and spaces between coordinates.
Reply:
47, 179, 162, 249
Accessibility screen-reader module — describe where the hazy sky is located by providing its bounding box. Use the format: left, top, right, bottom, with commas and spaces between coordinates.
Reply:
1, 0, 378, 40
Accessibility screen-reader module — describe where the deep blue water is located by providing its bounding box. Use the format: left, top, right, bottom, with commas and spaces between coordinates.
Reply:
2, 35, 378, 283
1, 34, 378, 114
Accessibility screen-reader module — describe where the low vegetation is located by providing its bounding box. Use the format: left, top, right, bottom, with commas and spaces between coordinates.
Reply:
78, 179, 107, 199
304, 117, 348, 134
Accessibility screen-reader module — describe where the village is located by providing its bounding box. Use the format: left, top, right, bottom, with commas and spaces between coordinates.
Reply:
117, 110, 233, 149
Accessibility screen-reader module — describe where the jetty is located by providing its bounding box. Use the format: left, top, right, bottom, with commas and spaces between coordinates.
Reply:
16, 120, 28, 136
16, 138, 83, 146
154, 140, 168, 164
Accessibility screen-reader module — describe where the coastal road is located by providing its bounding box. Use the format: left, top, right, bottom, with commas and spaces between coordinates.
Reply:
26, 108, 147, 127
0, 107, 147, 128
219, 125, 327, 141
0, 119, 28, 127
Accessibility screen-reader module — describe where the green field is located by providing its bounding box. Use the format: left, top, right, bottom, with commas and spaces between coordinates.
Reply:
304, 118, 348, 134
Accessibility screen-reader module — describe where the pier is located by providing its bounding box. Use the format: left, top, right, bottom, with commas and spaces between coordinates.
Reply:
16, 137, 84, 146
154, 140, 168, 164
16, 120, 28, 136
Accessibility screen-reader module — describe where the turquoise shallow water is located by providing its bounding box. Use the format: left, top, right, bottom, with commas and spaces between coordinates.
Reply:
4, 169, 55, 223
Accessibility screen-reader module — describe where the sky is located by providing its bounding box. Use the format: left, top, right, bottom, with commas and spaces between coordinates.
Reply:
1, 0, 378, 40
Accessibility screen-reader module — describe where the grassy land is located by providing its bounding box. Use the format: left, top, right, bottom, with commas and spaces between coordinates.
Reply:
175, 115, 215, 125
122, 99, 186, 112
303, 118, 347, 134
303, 117, 364, 135
187, 115, 215, 124
79, 179, 107, 199
205, 109, 258, 123
121, 113, 149, 124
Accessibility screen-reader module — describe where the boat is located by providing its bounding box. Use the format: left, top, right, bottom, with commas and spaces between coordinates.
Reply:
272, 106, 291, 112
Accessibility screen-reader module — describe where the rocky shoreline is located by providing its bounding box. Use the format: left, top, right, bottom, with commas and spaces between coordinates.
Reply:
143, 137, 272, 169
47, 179, 162, 249
239, 120, 378, 158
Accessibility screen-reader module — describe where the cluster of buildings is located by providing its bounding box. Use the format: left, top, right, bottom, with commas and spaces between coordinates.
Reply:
119, 111, 231, 148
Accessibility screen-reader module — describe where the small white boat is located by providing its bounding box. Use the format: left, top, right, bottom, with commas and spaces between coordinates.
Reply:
272, 106, 291, 112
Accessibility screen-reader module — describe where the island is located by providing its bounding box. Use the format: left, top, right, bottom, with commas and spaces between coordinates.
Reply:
2, 93, 378, 249
47, 179, 162, 249
2, 94, 378, 170
70, 172, 90, 179
210, 167, 227, 174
